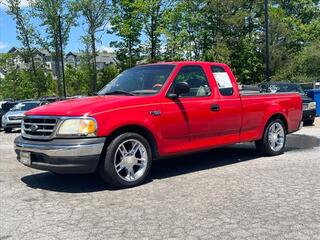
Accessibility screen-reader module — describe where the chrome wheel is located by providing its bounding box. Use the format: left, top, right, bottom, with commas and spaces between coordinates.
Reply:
268, 122, 285, 152
114, 139, 148, 182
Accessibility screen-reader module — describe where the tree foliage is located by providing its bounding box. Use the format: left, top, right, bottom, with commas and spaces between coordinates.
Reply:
31, 0, 77, 97
2, 0, 320, 100
109, 0, 143, 70
75, 0, 109, 94
4, 0, 50, 97
0, 69, 56, 99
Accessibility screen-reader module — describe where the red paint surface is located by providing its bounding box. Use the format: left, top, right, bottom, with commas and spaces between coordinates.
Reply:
27, 62, 302, 157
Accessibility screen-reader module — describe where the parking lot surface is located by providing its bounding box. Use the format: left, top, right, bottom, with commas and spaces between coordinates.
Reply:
1, 119, 320, 240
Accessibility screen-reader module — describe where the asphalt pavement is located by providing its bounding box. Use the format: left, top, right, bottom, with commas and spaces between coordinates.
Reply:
0, 119, 320, 240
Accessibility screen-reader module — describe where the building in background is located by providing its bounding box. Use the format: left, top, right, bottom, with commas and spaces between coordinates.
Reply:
65, 51, 116, 70
1, 47, 117, 78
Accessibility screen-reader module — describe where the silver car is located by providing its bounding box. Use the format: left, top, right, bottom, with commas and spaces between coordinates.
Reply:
1, 101, 43, 133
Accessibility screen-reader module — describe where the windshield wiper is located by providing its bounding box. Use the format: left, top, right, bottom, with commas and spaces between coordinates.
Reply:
102, 90, 135, 96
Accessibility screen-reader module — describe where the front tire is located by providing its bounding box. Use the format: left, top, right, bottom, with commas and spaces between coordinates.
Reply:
255, 119, 286, 156
99, 132, 152, 188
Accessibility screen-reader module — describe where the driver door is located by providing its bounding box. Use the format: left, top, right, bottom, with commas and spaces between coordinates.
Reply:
160, 65, 218, 155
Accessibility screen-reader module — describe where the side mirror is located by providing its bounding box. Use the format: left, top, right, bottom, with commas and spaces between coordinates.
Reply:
167, 82, 190, 99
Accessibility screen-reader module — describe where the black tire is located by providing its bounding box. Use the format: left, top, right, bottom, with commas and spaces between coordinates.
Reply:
99, 132, 153, 188
4, 128, 12, 133
303, 119, 315, 126
255, 119, 287, 156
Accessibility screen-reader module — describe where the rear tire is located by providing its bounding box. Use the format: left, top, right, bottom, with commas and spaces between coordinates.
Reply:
4, 127, 12, 133
255, 119, 286, 156
99, 132, 152, 188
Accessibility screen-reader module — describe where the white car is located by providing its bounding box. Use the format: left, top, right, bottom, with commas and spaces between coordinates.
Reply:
2, 101, 43, 133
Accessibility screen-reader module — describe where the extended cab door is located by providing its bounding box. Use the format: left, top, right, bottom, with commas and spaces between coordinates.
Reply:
208, 65, 242, 144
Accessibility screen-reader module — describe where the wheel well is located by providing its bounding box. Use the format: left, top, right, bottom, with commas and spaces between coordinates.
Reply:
102, 125, 159, 160
267, 113, 288, 132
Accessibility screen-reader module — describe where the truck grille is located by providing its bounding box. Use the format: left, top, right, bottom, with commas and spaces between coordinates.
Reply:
22, 117, 58, 140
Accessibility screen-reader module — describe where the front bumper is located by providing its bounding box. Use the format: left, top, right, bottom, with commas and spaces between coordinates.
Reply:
14, 136, 106, 174
303, 109, 316, 121
1, 118, 22, 129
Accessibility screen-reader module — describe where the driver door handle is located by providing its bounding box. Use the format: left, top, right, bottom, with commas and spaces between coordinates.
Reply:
210, 104, 220, 112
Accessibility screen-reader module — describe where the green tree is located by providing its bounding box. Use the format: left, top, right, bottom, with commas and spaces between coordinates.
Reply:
268, 1, 320, 78
109, 0, 143, 70
0, 69, 56, 100
75, 0, 109, 94
137, 0, 169, 62
31, 0, 77, 97
162, 0, 206, 60
162, 0, 265, 83
4, 0, 49, 97
65, 64, 90, 96
97, 63, 119, 90
274, 40, 320, 82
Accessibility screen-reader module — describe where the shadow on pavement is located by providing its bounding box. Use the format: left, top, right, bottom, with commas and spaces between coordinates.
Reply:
21, 172, 116, 193
20, 134, 319, 193
0, 129, 21, 134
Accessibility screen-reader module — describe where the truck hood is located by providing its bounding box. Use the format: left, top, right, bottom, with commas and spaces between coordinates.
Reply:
25, 96, 146, 117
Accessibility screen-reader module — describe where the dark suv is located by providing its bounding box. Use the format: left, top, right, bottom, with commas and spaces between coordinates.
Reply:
259, 82, 316, 125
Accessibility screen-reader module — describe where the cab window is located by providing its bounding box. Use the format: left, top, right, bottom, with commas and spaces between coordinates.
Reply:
211, 66, 234, 96
169, 65, 211, 97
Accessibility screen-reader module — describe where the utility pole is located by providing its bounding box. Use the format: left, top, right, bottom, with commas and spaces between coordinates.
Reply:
264, 0, 271, 81
58, 15, 67, 98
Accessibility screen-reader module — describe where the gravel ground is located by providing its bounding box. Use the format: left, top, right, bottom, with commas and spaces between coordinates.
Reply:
0, 118, 320, 240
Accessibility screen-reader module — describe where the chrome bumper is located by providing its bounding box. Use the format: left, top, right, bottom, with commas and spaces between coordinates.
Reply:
2, 119, 22, 128
14, 139, 105, 157
14, 136, 106, 174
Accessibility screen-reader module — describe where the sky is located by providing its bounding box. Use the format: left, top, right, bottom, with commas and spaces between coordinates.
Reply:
0, 2, 119, 54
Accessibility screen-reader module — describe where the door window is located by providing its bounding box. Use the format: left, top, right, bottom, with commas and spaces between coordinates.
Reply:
169, 66, 211, 97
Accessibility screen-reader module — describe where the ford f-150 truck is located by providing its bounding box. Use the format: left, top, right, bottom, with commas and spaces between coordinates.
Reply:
14, 62, 302, 188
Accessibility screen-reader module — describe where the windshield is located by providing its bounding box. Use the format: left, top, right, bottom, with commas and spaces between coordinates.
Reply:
261, 83, 305, 94
98, 65, 175, 96
11, 102, 40, 111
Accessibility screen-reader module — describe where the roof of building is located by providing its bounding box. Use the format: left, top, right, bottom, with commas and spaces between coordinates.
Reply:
8, 47, 50, 57
8, 47, 117, 63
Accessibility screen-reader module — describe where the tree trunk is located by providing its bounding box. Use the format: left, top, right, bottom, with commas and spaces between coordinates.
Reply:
128, 40, 133, 67
150, 17, 156, 63
90, 30, 97, 94
54, 43, 63, 97
24, 44, 39, 97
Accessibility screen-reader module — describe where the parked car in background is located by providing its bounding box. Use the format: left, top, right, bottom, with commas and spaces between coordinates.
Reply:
1, 101, 45, 133
15, 62, 302, 188
259, 82, 316, 125
39, 96, 60, 103
0, 102, 6, 128
0, 101, 18, 129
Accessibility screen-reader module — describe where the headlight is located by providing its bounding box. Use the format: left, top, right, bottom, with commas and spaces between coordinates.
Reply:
57, 118, 97, 137
308, 102, 316, 110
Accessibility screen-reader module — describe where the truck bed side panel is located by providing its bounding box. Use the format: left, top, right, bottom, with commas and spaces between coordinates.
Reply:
240, 93, 302, 142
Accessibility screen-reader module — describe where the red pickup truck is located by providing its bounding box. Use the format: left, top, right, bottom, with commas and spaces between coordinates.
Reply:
15, 62, 302, 188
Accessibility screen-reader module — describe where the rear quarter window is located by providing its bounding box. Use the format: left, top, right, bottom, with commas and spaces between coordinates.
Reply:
211, 66, 234, 96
